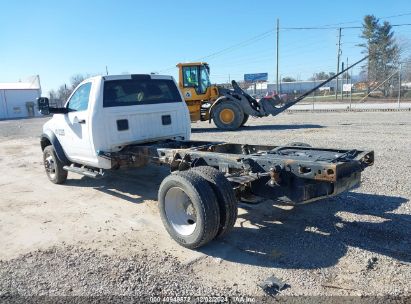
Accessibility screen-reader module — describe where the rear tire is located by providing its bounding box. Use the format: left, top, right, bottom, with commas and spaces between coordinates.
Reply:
158, 171, 220, 248
240, 114, 249, 127
212, 101, 244, 130
191, 166, 238, 238
43, 145, 67, 184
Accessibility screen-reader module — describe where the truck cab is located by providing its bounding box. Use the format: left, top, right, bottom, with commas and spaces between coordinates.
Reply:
40, 74, 190, 170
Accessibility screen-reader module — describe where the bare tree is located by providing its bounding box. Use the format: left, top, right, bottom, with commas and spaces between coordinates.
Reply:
48, 74, 90, 105
309, 72, 335, 81
56, 84, 71, 104
70, 74, 89, 90
403, 57, 411, 82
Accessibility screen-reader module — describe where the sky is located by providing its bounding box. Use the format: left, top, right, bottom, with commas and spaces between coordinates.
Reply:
1, 0, 410, 95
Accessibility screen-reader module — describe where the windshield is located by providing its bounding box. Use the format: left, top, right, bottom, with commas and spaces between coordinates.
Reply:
199, 65, 211, 94
103, 78, 182, 107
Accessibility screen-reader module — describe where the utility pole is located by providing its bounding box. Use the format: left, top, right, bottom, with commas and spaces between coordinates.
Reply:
105, 66, 109, 75
276, 18, 280, 94
346, 57, 349, 97
350, 66, 353, 109
335, 27, 342, 100
341, 62, 344, 100
279, 74, 282, 95
398, 64, 402, 109
312, 76, 316, 110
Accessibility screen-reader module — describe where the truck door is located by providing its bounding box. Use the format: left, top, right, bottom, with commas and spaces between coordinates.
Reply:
59, 82, 95, 164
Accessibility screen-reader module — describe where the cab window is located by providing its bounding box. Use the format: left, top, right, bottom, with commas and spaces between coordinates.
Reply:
67, 82, 92, 112
182, 66, 199, 88
103, 78, 182, 107
199, 65, 211, 94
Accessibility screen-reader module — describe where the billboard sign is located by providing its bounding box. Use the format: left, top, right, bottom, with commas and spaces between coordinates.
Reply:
244, 73, 268, 82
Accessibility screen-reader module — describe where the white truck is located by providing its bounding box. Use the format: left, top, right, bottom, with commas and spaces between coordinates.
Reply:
38, 73, 374, 248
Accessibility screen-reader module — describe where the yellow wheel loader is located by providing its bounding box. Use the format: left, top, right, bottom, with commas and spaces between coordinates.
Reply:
177, 57, 367, 130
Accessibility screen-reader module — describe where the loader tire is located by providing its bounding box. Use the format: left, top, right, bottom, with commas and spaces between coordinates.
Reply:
191, 166, 238, 238
43, 145, 67, 184
212, 101, 244, 130
240, 114, 249, 127
158, 171, 220, 249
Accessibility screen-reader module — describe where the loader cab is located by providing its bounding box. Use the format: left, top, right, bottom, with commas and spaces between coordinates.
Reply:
177, 62, 214, 98
177, 62, 220, 122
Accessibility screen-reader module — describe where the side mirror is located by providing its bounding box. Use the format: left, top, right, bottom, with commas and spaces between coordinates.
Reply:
37, 97, 50, 115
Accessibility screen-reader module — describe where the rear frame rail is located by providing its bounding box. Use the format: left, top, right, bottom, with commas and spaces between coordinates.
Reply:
99, 140, 374, 205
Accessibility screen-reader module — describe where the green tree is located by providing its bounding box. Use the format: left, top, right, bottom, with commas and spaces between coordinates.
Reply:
281, 76, 296, 82
359, 15, 400, 96
377, 21, 400, 95
359, 15, 380, 85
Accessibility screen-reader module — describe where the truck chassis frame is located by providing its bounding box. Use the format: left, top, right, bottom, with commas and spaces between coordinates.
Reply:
97, 140, 374, 205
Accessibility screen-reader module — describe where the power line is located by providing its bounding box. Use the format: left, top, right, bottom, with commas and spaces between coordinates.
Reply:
289, 12, 411, 29
211, 35, 331, 64
194, 30, 274, 61
158, 12, 411, 73
158, 29, 274, 72
282, 23, 411, 30
383, 12, 411, 19
281, 12, 411, 30
198, 33, 339, 73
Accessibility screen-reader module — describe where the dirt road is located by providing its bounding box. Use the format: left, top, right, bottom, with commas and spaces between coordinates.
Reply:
0, 112, 410, 298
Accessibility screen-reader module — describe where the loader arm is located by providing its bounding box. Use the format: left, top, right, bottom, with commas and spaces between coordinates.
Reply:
232, 56, 368, 117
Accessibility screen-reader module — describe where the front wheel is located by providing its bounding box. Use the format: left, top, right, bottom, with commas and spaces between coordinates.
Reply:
158, 171, 221, 248
43, 145, 67, 184
212, 101, 244, 130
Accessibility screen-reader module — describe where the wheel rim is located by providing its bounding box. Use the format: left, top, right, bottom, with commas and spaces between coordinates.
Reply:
164, 187, 197, 236
219, 108, 235, 124
44, 152, 56, 179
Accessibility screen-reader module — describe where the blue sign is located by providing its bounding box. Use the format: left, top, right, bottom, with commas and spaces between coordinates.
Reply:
244, 73, 268, 82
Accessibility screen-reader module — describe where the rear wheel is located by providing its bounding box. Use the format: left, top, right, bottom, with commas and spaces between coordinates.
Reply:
191, 166, 238, 238
43, 145, 67, 184
240, 114, 249, 127
212, 101, 244, 130
158, 171, 220, 248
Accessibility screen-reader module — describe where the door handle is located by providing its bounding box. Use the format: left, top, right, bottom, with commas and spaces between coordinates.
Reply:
73, 116, 86, 124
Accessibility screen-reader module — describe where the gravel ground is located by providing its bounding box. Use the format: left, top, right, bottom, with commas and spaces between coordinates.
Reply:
0, 246, 241, 297
0, 111, 410, 300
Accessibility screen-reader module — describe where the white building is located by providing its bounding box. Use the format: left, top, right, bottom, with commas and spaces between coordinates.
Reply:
0, 75, 42, 119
